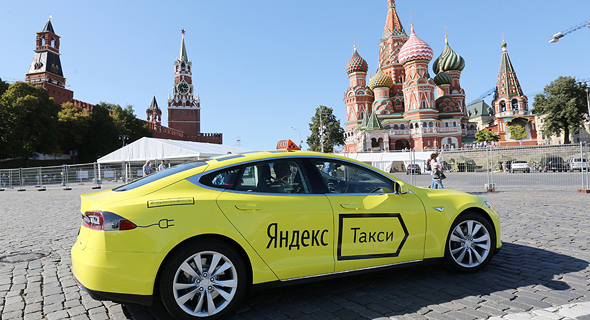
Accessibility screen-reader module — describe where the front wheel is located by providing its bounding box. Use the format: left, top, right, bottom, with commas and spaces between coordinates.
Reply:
444, 213, 495, 273
160, 240, 247, 320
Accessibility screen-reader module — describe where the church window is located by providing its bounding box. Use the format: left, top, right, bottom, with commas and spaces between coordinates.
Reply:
400, 124, 405, 130
445, 122, 449, 127
429, 122, 433, 127
422, 122, 427, 128
422, 101, 427, 109
512, 99, 518, 111
500, 101, 506, 112
393, 124, 399, 130
453, 122, 457, 127
183, 111, 185, 115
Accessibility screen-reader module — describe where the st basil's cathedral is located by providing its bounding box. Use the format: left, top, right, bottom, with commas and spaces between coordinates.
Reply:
343, 0, 474, 152
343, 0, 537, 152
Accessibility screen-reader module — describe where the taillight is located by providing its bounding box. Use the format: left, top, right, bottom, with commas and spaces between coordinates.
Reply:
82, 211, 137, 231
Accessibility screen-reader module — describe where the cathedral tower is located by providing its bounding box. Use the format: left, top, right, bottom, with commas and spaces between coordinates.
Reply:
167, 30, 201, 141
490, 41, 537, 146
25, 17, 73, 105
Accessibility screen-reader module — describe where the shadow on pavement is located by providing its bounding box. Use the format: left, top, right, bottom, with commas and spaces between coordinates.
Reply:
124, 242, 588, 319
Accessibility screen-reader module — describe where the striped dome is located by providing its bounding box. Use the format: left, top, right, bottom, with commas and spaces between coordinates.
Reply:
346, 47, 369, 74
433, 37, 465, 74
433, 72, 453, 86
397, 26, 433, 65
369, 67, 393, 90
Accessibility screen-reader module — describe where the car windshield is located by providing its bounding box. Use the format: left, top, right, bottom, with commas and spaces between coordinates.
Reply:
113, 162, 205, 192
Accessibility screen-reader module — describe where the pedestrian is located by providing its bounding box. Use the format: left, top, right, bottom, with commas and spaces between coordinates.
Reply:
502, 161, 507, 173
158, 160, 166, 171
431, 163, 444, 189
1, 174, 7, 187
143, 160, 152, 177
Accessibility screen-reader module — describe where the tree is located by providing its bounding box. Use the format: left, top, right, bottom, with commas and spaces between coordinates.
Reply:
58, 103, 91, 163
0, 82, 61, 164
111, 104, 153, 143
507, 125, 527, 145
0, 78, 9, 97
533, 76, 588, 144
78, 102, 121, 162
475, 130, 500, 143
307, 105, 344, 153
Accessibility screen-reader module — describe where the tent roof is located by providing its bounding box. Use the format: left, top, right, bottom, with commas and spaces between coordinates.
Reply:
97, 137, 251, 163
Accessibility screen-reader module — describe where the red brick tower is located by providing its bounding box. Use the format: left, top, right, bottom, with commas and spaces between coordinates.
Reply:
25, 17, 73, 105
167, 30, 201, 141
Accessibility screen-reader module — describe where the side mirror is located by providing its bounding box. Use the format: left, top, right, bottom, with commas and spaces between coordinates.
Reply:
394, 181, 408, 195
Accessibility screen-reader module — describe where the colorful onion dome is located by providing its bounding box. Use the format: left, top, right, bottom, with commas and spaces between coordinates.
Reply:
432, 37, 465, 74
397, 25, 433, 65
433, 72, 453, 86
369, 67, 393, 90
346, 46, 369, 74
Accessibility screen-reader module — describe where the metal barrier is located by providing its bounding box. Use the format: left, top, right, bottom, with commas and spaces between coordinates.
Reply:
423, 142, 590, 191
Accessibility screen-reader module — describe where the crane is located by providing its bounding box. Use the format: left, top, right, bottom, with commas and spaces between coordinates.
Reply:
549, 19, 590, 43
467, 87, 496, 106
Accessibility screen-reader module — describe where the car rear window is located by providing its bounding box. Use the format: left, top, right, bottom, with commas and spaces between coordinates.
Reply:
113, 162, 206, 192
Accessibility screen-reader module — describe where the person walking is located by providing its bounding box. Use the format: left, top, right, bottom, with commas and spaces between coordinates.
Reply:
143, 160, 152, 177
431, 163, 444, 189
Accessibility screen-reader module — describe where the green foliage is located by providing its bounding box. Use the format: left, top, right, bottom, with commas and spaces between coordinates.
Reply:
475, 130, 500, 143
77, 102, 152, 162
533, 76, 588, 144
507, 125, 527, 141
0, 78, 9, 97
0, 82, 61, 162
307, 105, 344, 153
58, 103, 91, 163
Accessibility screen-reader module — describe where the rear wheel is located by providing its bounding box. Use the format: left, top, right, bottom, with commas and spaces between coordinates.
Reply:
444, 213, 495, 273
160, 240, 247, 320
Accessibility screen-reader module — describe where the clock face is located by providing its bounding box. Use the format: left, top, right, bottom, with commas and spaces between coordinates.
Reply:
177, 81, 190, 95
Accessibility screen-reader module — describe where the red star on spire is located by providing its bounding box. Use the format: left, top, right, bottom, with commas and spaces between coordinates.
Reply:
181, 29, 185, 35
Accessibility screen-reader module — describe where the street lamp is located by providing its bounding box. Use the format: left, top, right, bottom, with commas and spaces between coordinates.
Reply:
290, 126, 302, 149
119, 135, 128, 147
319, 112, 327, 153
586, 86, 590, 124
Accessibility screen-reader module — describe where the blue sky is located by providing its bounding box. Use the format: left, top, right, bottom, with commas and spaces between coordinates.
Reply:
2, 0, 589, 151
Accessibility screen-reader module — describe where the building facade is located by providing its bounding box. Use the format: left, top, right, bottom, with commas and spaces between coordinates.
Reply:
343, 0, 476, 153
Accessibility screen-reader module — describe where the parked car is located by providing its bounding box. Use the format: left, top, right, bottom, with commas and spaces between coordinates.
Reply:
406, 163, 421, 174
568, 157, 589, 172
510, 160, 530, 173
71, 151, 501, 320
539, 156, 566, 172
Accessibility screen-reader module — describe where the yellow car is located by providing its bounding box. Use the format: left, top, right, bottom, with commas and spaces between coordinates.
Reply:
71, 151, 501, 320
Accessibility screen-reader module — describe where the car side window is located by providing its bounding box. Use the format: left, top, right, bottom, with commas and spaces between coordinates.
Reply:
200, 167, 242, 189
236, 160, 310, 194
311, 159, 393, 194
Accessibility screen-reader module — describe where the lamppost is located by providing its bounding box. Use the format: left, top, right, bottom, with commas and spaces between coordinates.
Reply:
119, 135, 128, 147
319, 112, 327, 153
290, 126, 302, 149
586, 86, 590, 124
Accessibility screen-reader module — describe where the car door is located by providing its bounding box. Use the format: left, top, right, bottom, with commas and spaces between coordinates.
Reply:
210, 159, 334, 280
308, 158, 426, 272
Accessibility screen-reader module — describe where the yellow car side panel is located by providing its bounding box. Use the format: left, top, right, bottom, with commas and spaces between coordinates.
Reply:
328, 191, 426, 272
73, 180, 278, 296
408, 187, 502, 258
217, 192, 335, 280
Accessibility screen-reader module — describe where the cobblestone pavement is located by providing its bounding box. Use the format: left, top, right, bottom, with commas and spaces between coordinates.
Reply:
0, 184, 589, 320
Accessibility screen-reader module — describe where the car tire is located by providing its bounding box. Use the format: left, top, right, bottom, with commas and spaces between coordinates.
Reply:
160, 239, 247, 320
444, 212, 495, 273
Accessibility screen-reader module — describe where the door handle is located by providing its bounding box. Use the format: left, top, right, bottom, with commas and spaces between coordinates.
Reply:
340, 204, 360, 210
235, 205, 260, 211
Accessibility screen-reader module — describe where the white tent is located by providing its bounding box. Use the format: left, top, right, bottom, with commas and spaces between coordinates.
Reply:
97, 137, 251, 164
